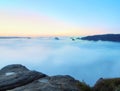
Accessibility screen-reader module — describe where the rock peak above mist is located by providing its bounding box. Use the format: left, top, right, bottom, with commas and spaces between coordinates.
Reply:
81, 34, 120, 42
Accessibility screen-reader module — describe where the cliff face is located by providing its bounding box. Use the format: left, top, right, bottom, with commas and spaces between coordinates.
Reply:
0, 64, 91, 91
81, 34, 120, 42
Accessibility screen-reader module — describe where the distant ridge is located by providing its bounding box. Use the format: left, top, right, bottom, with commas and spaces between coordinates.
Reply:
0, 37, 31, 39
81, 34, 120, 42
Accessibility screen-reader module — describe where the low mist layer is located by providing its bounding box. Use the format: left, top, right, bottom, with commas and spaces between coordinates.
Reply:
0, 38, 120, 86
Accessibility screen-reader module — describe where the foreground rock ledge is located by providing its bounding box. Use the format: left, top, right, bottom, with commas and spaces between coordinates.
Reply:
0, 64, 91, 91
2, 64, 120, 91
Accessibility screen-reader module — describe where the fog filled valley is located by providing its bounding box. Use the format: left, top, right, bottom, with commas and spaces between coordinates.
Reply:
0, 37, 120, 86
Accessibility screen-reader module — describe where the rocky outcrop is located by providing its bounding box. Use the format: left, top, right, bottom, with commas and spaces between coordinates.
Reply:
54, 37, 59, 40
0, 64, 46, 91
0, 64, 91, 91
10, 75, 88, 91
2, 64, 120, 91
81, 34, 120, 42
93, 78, 120, 91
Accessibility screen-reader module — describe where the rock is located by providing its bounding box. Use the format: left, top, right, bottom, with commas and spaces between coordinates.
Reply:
70, 37, 75, 41
81, 34, 120, 42
10, 75, 91, 91
54, 37, 59, 40
0, 64, 91, 91
93, 78, 120, 91
2, 64, 120, 91
0, 64, 29, 75
76, 37, 81, 40
0, 64, 47, 90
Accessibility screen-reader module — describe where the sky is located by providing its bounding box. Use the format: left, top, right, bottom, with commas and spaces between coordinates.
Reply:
0, 0, 120, 36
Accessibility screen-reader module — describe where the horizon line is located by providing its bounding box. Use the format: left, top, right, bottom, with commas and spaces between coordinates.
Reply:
0, 33, 119, 37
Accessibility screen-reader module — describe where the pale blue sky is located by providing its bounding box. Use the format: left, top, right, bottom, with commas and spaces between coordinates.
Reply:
0, 0, 119, 36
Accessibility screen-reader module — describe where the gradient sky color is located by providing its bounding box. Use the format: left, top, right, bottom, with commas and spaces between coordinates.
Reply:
0, 0, 120, 36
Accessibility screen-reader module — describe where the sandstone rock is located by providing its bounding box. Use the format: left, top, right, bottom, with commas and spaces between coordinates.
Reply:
0, 64, 46, 90
10, 75, 89, 91
0, 64, 91, 91
93, 78, 120, 91
0, 64, 29, 75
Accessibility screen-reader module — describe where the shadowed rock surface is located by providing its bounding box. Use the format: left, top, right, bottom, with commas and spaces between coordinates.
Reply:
93, 78, 120, 91
0, 64, 91, 91
0, 64, 46, 91
10, 75, 88, 91
81, 34, 120, 42
0, 64, 29, 75
1, 64, 120, 91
